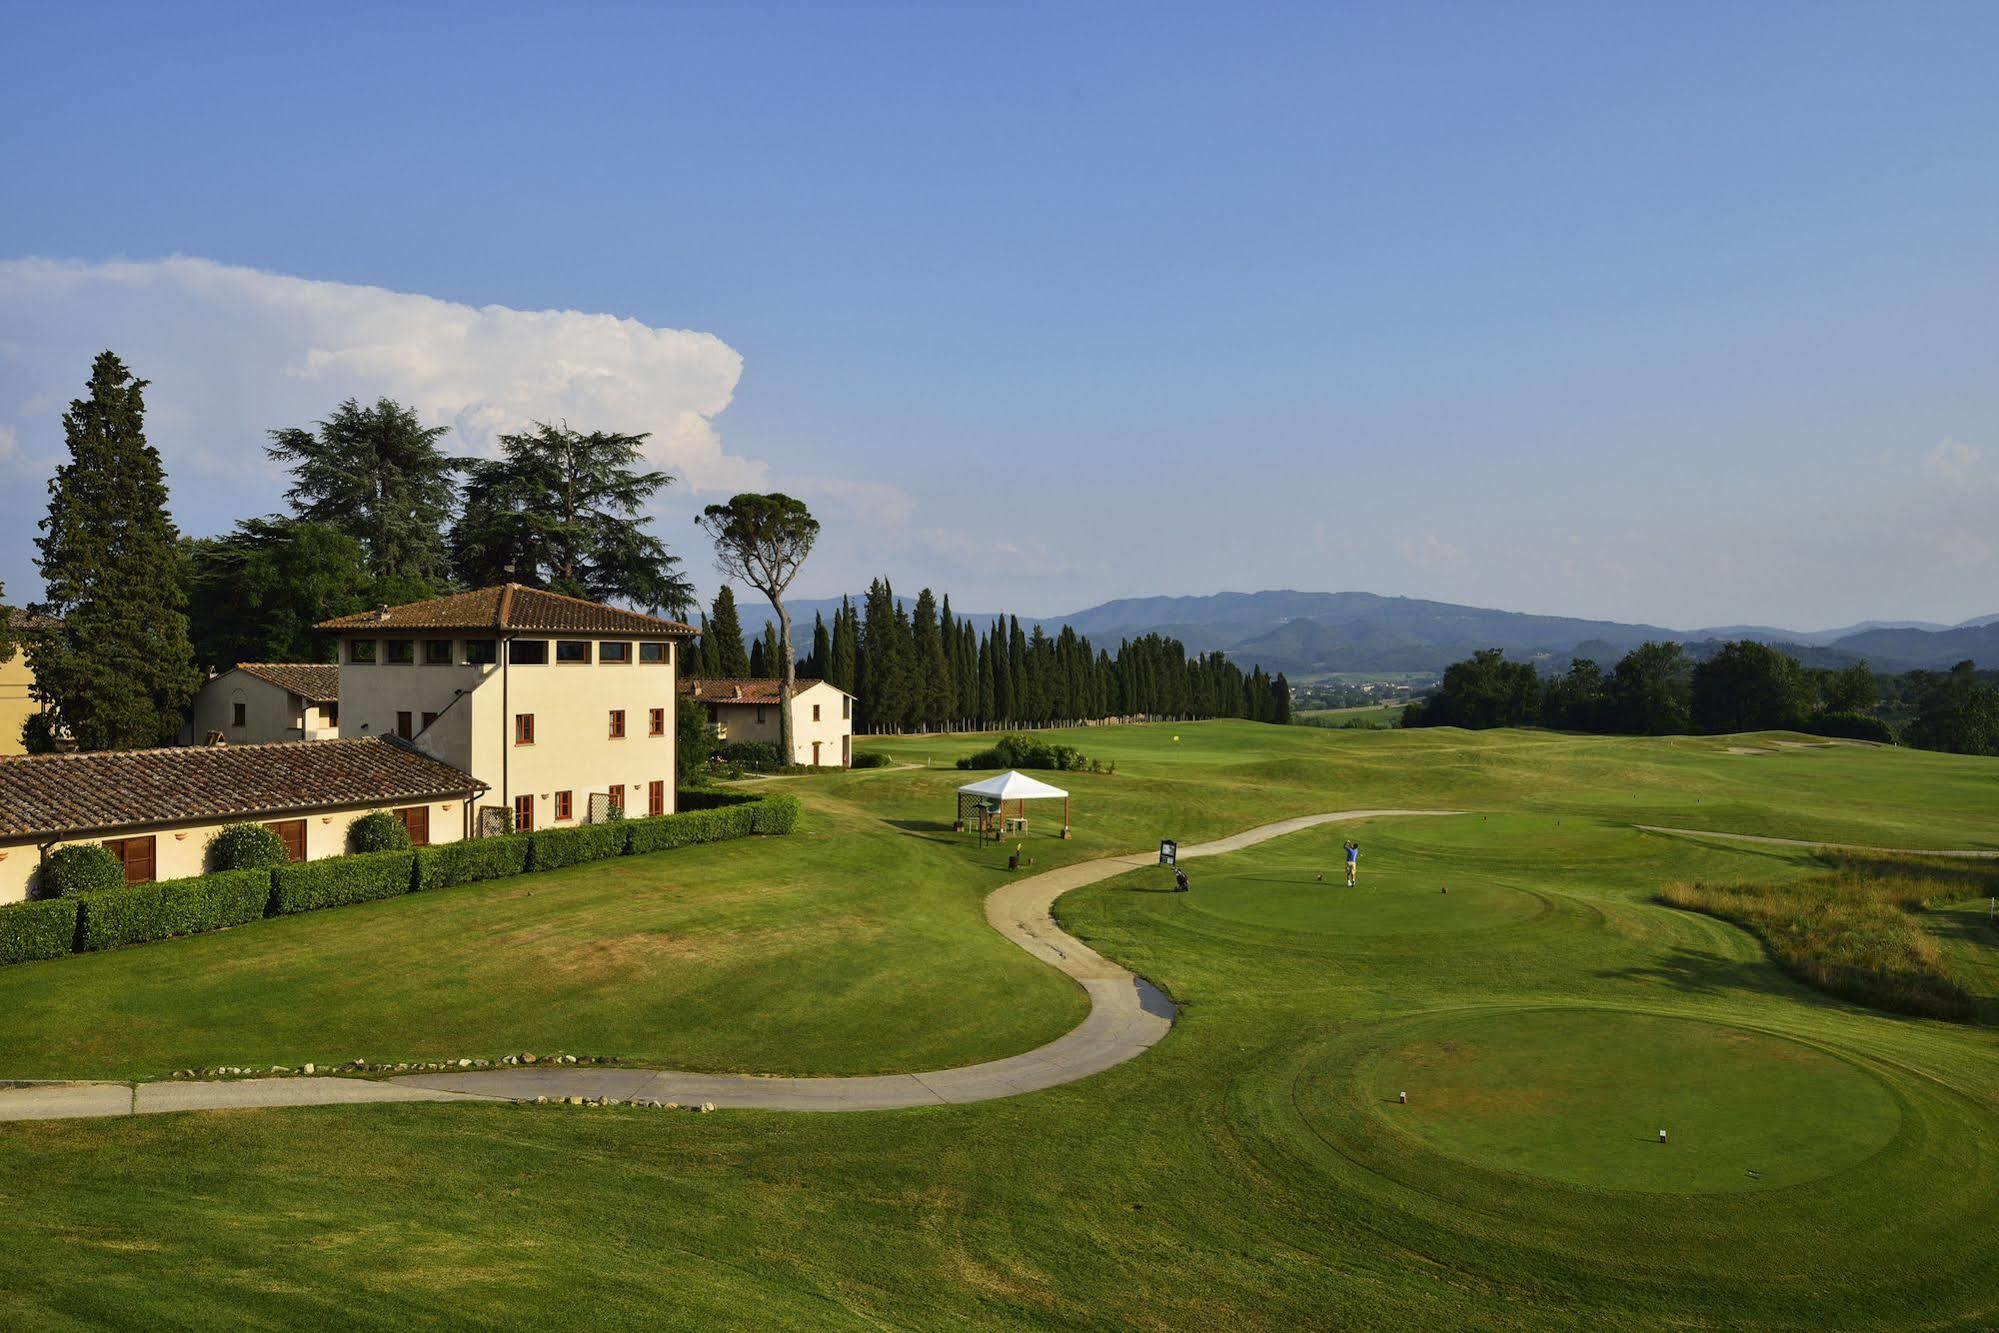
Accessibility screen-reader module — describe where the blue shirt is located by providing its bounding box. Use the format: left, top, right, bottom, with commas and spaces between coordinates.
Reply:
1345, 846, 1359, 863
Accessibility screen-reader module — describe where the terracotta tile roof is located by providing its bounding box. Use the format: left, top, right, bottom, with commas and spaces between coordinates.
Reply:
317, 584, 695, 637
681, 677, 844, 704
235, 663, 341, 703
0, 738, 484, 840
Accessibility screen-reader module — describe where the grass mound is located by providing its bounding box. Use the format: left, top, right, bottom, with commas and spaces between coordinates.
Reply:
1661, 855, 1998, 1021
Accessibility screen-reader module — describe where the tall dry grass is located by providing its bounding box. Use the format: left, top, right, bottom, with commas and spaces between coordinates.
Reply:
1661, 854, 1996, 1022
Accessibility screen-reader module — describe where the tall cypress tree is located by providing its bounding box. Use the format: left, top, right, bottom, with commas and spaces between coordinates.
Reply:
912, 588, 950, 729
759, 621, 782, 678
809, 611, 830, 679
707, 586, 752, 677
31, 352, 199, 750
828, 597, 857, 693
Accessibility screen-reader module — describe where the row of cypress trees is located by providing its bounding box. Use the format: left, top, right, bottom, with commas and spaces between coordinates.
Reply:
690, 578, 1292, 733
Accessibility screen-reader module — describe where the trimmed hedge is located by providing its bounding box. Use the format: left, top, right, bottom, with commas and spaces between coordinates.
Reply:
0, 897, 81, 964
271, 850, 416, 915
676, 788, 760, 812
412, 834, 531, 891
76, 870, 273, 952
529, 821, 631, 871
749, 793, 801, 834
1806, 710, 1896, 743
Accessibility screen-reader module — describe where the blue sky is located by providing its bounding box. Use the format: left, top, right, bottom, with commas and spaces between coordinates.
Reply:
3, 3, 1995, 628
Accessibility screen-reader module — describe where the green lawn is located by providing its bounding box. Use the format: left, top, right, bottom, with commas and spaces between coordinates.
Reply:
2, 722, 1996, 1327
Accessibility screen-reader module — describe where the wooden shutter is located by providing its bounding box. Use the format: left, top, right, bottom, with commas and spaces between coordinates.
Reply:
397, 805, 429, 847
264, 820, 307, 862
648, 780, 665, 816
109, 836, 156, 885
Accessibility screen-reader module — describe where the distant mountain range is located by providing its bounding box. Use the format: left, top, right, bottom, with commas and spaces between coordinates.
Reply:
735, 590, 1999, 678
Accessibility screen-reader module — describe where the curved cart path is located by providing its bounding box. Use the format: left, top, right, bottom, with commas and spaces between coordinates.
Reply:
0, 810, 1455, 1123
1636, 825, 1999, 859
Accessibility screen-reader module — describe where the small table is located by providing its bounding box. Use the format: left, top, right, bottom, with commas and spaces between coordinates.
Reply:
1004, 815, 1029, 834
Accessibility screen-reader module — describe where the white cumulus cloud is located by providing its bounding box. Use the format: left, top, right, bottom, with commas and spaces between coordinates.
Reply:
0, 254, 760, 500
1922, 437, 1983, 482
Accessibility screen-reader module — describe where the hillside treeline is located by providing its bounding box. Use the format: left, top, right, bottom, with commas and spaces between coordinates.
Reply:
1403, 641, 1999, 755
691, 579, 1293, 733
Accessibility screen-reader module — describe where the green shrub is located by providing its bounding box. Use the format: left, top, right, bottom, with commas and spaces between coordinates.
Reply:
717, 740, 784, 770
1805, 710, 1896, 743
348, 810, 413, 854
206, 822, 292, 872
955, 733, 1090, 772
42, 843, 124, 898
849, 750, 892, 769
76, 870, 272, 951
529, 821, 631, 871
0, 897, 80, 963
412, 834, 531, 891
270, 850, 416, 915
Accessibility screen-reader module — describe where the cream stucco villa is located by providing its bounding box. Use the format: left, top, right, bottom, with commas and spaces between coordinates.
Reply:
683, 677, 854, 767
318, 584, 696, 832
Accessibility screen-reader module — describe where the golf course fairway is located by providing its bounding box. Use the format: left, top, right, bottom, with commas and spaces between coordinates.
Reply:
0, 721, 1993, 1328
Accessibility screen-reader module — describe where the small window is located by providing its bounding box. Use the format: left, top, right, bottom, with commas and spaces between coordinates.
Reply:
348, 638, 378, 665
555, 790, 573, 821
599, 641, 631, 664
231, 701, 247, 727
515, 713, 535, 745
609, 709, 626, 739
842, 696, 851, 720
648, 780, 665, 816
396, 711, 413, 740
607, 785, 625, 816
424, 640, 454, 665
812, 703, 821, 722
464, 639, 497, 666
756, 705, 766, 725
421, 711, 438, 732
556, 640, 592, 664
327, 702, 340, 725
509, 639, 549, 665
648, 707, 665, 736
639, 642, 668, 664
514, 794, 534, 833
386, 639, 416, 665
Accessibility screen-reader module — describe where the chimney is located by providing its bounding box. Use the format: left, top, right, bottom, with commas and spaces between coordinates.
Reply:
692, 681, 702, 697
732, 685, 743, 701
374, 604, 390, 621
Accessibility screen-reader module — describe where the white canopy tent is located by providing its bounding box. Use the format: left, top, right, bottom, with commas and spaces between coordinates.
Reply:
956, 770, 1071, 838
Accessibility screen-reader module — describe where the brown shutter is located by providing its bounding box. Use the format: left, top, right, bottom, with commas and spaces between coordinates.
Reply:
263, 820, 307, 862
398, 805, 430, 847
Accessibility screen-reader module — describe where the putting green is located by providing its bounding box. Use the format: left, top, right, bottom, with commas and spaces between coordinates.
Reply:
1360, 1008, 1902, 1193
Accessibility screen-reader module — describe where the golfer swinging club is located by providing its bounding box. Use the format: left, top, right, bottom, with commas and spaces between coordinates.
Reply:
1344, 840, 1360, 887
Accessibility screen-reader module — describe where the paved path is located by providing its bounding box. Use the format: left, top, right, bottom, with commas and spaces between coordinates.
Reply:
0, 810, 1453, 1123
1636, 825, 1999, 858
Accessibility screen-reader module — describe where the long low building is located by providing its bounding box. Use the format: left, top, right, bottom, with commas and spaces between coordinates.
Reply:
0, 737, 485, 902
